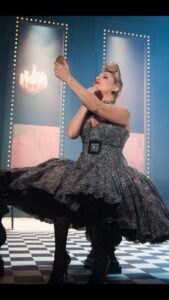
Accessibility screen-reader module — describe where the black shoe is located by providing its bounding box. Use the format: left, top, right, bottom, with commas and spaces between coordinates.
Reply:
84, 251, 121, 274
48, 252, 71, 285
107, 260, 121, 274
88, 255, 111, 284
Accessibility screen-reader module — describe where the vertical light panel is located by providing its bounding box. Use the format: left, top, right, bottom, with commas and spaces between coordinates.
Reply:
7, 16, 68, 168
146, 35, 150, 178
103, 29, 150, 176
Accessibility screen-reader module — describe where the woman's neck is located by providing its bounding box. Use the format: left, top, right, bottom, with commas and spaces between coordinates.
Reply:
102, 95, 115, 102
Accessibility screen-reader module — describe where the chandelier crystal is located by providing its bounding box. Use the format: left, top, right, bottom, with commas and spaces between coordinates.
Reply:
19, 65, 48, 95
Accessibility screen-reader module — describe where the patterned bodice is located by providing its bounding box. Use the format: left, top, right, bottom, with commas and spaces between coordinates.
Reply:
81, 119, 129, 150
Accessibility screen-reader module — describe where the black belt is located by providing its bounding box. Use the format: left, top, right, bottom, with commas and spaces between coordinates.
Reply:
88, 140, 102, 154
88, 140, 121, 154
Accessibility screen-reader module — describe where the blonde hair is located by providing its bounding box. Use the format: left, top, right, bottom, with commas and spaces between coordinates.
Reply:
102, 63, 123, 99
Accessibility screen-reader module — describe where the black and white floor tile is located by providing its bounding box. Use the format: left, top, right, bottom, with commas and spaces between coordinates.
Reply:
1, 229, 169, 284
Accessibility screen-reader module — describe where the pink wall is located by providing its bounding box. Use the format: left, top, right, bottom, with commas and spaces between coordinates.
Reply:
11, 124, 60, 167
123, 133, 145, 173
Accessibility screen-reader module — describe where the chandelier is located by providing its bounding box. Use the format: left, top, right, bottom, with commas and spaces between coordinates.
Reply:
19, 65, 48, 95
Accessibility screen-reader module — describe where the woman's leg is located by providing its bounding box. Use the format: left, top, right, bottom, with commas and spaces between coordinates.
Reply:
48, 215, 71, 284
84, 226, 122, 274
86, 225, 110, 284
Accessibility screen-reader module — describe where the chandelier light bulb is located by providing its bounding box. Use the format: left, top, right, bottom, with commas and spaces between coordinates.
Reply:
19, 65, 48, 95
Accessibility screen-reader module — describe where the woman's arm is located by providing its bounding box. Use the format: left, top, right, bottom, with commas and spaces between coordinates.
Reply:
67, 104, 88, 139
54, 61, 130, 126
67, 87, 97, 139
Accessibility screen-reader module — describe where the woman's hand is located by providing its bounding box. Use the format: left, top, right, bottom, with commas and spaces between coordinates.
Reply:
54, 58, 72, 83
87, 87, 103, 100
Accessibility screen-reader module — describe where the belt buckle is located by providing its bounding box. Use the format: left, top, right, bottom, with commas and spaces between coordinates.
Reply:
88, 140, 102, 154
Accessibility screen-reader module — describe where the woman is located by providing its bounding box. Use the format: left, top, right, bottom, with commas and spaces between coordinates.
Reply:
1, 58, 169, 284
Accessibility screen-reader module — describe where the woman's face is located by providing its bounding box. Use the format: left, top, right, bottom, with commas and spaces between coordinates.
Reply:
94, 72, 115, 95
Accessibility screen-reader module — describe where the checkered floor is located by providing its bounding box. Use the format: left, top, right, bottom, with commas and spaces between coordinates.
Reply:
1, 229, 169, 284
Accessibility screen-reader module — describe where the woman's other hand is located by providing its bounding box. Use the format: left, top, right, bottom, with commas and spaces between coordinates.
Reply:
54, 58, 72, 83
